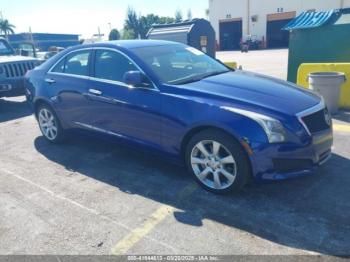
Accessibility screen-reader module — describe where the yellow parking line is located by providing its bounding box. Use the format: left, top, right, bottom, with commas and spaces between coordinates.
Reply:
333, 124, 350, 133
111, 183, 198, 255
111, 205, 173, 255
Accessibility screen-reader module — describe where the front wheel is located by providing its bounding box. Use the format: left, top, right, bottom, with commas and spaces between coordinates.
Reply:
185, 129, 251, 194
37, 105, 65, 143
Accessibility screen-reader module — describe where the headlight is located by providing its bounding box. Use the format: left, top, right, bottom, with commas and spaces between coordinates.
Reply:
222, 107, 286, 143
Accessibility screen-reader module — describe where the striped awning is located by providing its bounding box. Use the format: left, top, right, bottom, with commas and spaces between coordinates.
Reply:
283, 10, 336, 30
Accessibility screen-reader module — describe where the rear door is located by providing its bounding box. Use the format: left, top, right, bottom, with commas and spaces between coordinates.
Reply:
45, 49, 93, 127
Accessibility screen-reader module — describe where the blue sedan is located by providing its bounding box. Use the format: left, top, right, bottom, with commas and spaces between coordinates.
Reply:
25, 40, 333, 194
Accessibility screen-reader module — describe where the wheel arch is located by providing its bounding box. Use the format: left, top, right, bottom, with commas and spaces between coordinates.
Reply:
33, 98, 65, 129
180, 125, 252, 161
33, 98, 53, 117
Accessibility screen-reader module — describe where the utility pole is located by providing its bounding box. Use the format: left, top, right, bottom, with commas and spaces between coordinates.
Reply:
247, 0, 250, 36
93, 26, 104, 41
341, 0, 345, 8
29, 27, 34, 44
0, 10, 3, 20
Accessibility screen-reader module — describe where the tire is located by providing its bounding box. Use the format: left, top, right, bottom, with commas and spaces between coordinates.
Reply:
37, 104, 65, 143
185, 129, 251, 194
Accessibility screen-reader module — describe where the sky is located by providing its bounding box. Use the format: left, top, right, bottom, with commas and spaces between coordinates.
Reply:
0, 0, 208, 39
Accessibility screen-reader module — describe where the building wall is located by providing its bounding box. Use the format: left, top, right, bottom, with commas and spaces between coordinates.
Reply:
7, 33, 80, 51
209, 0, 350, 47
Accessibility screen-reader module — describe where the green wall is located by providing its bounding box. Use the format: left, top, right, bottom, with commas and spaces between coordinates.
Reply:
287, 23, 350, 83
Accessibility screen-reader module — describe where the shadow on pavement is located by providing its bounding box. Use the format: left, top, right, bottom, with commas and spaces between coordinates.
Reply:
333, 110, 350, 123
0, 97, 32, 123
34, 134, 350, 256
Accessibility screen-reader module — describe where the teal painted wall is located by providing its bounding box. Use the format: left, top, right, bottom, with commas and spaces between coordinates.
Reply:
287, 21, 350, 83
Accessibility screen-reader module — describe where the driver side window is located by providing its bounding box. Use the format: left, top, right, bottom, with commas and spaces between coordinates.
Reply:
94, 50, 138, 83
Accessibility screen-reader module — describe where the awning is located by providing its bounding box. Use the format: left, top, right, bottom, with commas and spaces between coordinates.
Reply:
283, 10, 336, 30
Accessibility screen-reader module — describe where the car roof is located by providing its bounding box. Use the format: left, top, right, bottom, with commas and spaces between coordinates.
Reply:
42, 40, 182, 70
81, 40, 179, 50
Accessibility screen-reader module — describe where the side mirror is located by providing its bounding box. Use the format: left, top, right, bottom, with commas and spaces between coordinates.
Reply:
123, 71, 151, 88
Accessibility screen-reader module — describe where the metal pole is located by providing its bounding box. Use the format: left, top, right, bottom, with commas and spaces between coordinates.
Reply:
247, 0, 250, 35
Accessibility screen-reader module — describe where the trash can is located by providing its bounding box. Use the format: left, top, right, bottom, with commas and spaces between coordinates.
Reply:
308, 72, 346, 114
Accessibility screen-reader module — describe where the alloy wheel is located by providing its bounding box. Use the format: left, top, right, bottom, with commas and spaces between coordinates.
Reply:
191, 140, 237, 190
38, 108, 58, 141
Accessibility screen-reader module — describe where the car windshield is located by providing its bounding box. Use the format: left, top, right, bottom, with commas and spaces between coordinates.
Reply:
0, 40, 15, 56
131, 44, 230, 85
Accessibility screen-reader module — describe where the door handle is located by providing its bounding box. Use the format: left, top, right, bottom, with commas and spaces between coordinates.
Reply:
45, 78, 56, 84
88, 89, 102, 96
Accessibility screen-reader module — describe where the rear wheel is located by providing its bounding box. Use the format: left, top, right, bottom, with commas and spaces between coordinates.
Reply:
37, 105, 65, 143
185, 129, 251, 194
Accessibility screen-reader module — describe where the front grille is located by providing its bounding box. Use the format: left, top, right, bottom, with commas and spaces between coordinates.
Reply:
3, 61, 35, 78
273, 158, 313, 173
301, 108, 330, 134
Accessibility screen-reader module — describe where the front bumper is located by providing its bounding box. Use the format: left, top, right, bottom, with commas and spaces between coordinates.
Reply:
251, 128, 333, 181
0, 77, 25, 97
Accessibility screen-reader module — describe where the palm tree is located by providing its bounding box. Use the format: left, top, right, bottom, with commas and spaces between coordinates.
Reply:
0, 19, 16, 37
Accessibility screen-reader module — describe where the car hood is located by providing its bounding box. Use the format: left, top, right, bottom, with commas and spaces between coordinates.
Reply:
180, 70, 321, 116
0, 55, 38, 63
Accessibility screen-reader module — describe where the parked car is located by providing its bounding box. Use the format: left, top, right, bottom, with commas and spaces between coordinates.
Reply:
25, 40, 333, 194
36, 47, 65, 63
36, 52, 49, 62
0, 37, 40, 98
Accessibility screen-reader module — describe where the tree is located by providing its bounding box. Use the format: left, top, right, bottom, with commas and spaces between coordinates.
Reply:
158, 16, 175, 24
0, 19, 15, 36
124, 7, 140, 39
122, 7, 175, 39
122, 29, 136, 40
187, 9, 193, 20
138, 14, 175, 39
108, 29, 120, 40
205, 9, 210, 19
139, 14, 159, 39
175, 9, 183, 23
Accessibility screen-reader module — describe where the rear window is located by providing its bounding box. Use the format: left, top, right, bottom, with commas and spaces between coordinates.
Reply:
51, 50, 91, 77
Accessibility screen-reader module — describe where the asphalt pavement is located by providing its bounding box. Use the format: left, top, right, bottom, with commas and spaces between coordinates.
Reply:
0, 96, 350, 256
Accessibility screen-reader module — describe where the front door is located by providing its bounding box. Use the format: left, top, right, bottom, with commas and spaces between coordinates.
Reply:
86, 49, 162, 148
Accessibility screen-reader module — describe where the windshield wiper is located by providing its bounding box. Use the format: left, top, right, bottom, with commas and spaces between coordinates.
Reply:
172, 70, 230, 85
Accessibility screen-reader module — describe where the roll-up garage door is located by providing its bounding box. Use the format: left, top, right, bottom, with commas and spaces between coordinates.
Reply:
219, 19, 242, 51
267, 12, 296, 48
